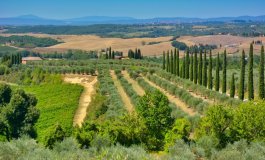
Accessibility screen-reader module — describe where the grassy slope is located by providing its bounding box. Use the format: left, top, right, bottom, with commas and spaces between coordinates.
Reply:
21, 83, 83, 143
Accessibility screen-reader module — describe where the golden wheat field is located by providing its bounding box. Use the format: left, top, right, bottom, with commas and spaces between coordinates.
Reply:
1, 33, 265, 56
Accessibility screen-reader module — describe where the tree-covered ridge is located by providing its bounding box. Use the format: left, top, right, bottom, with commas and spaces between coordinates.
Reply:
0, 35, 61, 48
4, 21, 265, 38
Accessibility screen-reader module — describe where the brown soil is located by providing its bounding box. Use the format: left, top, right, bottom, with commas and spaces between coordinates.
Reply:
63, 74, 97, 127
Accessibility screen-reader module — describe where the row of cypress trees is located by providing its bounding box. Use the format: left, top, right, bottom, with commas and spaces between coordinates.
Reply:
163, 44, 265, 101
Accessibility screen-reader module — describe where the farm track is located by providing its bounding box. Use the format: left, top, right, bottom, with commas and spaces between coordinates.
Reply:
110, 70, 135, 113
142, 76, 197, 116
64, 74, 97, 127
154, 74, 214, 104
122, 70, 145, 96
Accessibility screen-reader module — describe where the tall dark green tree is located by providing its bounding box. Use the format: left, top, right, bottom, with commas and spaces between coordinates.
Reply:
222, 50, 227, 94
203, 50, 207, 87
230, 73, 235, 98
248, 43, 254, 100
163, 51, 166, 70
185, 49, 190, 79
198, 49, 203, 85
194, 50, 198, 84
190, 53, 194, 81
176, 49, 180, 76
170, 50, 174, 74
183, 55, 186, 78
239, 50, 246, 100
208, 50, 213, 90
109, 47, 112, 59
215, 53, 220, 92
173, 49, 177, 74
166, 51, 170, 72
259, 46, 265, 99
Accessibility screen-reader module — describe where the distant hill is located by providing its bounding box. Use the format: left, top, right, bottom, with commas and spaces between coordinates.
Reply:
1, 14, 265, 25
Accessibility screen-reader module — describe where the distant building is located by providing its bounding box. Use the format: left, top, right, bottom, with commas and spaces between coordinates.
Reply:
22, 57, 43, 64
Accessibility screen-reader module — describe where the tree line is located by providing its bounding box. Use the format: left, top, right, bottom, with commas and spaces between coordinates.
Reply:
163, 43, 265, 100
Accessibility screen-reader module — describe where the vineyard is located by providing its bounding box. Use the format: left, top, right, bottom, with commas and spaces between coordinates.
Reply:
1, 45, 265, 159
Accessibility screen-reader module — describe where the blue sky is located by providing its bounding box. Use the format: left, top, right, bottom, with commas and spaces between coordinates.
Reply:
1, 0, 265, 19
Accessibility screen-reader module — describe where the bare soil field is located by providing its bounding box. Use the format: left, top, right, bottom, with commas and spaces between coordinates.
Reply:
63, 74, 97, 127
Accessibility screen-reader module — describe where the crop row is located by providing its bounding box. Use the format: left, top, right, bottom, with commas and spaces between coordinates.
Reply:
97, 68, 127, 118
156, 69, 242, 106
146, 73, 209, 114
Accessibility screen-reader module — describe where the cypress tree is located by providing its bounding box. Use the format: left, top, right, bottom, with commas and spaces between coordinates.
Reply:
198, 49, 203, 85
109, 47, 112, 59
173, 49, 177, 75
215, 53, 220, 92
248, 43, 254, 100
203, 50, 207, 87
194, 50, 198, 84
170, 50, 174, 74
190, 53, 194, 81
176, 49, 180, 76
183, 55, 186, 78
185, 49, 190, 79
112, 51, 115, 59
230, 73, 235, 98
180, 63, 183, 78
208, 50, 213, 89
259, 45, 265, 99
166, 51, 170, 72
239, 50, 245, 100
106, 49, 109, 59
163, 51, 166, 70
222, 50, 227, 94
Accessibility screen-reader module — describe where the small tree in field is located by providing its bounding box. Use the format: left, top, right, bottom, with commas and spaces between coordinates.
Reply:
137, 90, 173, 151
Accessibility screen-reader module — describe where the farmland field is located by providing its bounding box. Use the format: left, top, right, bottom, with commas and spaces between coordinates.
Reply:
1, 1, 265, 159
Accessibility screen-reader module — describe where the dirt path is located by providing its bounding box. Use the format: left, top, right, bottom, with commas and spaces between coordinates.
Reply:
142, 76, 197, 116
122, 70, 145, 96
110, 70, 135, 113
64, 74, 97, 127
155, 74, 214, 104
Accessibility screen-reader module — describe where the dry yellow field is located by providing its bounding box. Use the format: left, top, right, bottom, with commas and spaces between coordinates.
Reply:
1, 33, 264, 56
0, 33, 174, 56
177, 35, 265, 55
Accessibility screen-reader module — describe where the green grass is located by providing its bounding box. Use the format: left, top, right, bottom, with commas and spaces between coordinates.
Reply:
0, 45, 17, 52
21, 83, 83, 143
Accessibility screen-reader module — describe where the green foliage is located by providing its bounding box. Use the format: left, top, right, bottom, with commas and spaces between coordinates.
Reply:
0, 84, 39, 141
203, 50, 207, 87
0, 35, 60, 48
230, 73, 236, 98
171, 41, 188, 50
259, 45, 265, 99
195, 105, 233, 148
196, 101, 265, 147
136, 90, 173, 150
248, 43, 254, 100
208, 50, 213, 89
222, 50, 227, 93
194, 50, 198, 84
162, 51, 165, 70
164, 118, 191, 150
45, 124, 67, 149
22, 83, 83, 143
239, 50, 246, 100
215, 53, 220, 91
231, 101, 265, 142
198, 50, 203, 85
